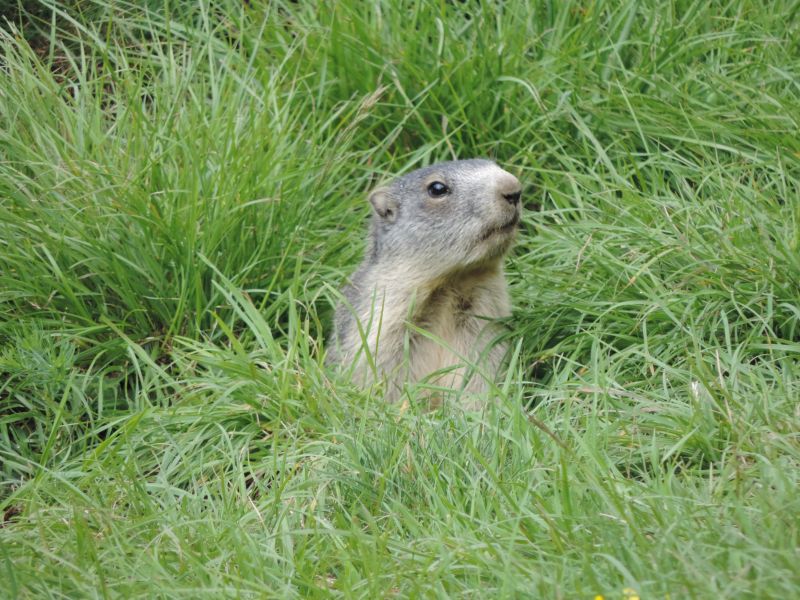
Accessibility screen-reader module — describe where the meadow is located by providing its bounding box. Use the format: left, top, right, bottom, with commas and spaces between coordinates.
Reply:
1, 1, 798, 597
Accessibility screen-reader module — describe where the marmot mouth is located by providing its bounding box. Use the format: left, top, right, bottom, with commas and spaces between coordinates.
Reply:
480, 214, 520, 241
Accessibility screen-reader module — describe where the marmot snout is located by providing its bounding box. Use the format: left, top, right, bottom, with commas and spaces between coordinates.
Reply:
329, 159, 521, 408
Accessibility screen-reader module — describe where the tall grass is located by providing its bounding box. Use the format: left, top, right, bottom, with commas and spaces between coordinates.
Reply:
1, 1, 798, 597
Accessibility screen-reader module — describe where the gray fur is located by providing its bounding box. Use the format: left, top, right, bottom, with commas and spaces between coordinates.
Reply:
329, 159, 521, 408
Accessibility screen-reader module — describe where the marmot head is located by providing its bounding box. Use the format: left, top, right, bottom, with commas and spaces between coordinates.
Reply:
366, 159, 522, 277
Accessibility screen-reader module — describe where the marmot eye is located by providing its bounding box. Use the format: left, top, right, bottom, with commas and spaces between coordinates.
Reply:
427, 181, 450, 198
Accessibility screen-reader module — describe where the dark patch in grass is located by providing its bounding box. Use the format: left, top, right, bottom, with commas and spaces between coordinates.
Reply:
1, 504, 22, 526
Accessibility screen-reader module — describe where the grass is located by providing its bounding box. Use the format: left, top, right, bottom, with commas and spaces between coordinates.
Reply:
0, 0, 798, 597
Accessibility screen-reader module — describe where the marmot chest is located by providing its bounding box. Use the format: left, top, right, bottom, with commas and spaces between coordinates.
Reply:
409, 284, 509, 374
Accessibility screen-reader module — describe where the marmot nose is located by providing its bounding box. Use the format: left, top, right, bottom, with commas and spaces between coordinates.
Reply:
496, 172, 522, 206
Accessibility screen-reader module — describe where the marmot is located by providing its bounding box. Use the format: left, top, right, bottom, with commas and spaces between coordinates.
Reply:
329, 159, 522, 408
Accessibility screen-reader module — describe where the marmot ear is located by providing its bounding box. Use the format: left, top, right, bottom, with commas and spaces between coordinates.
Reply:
368, 188, 397, 223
